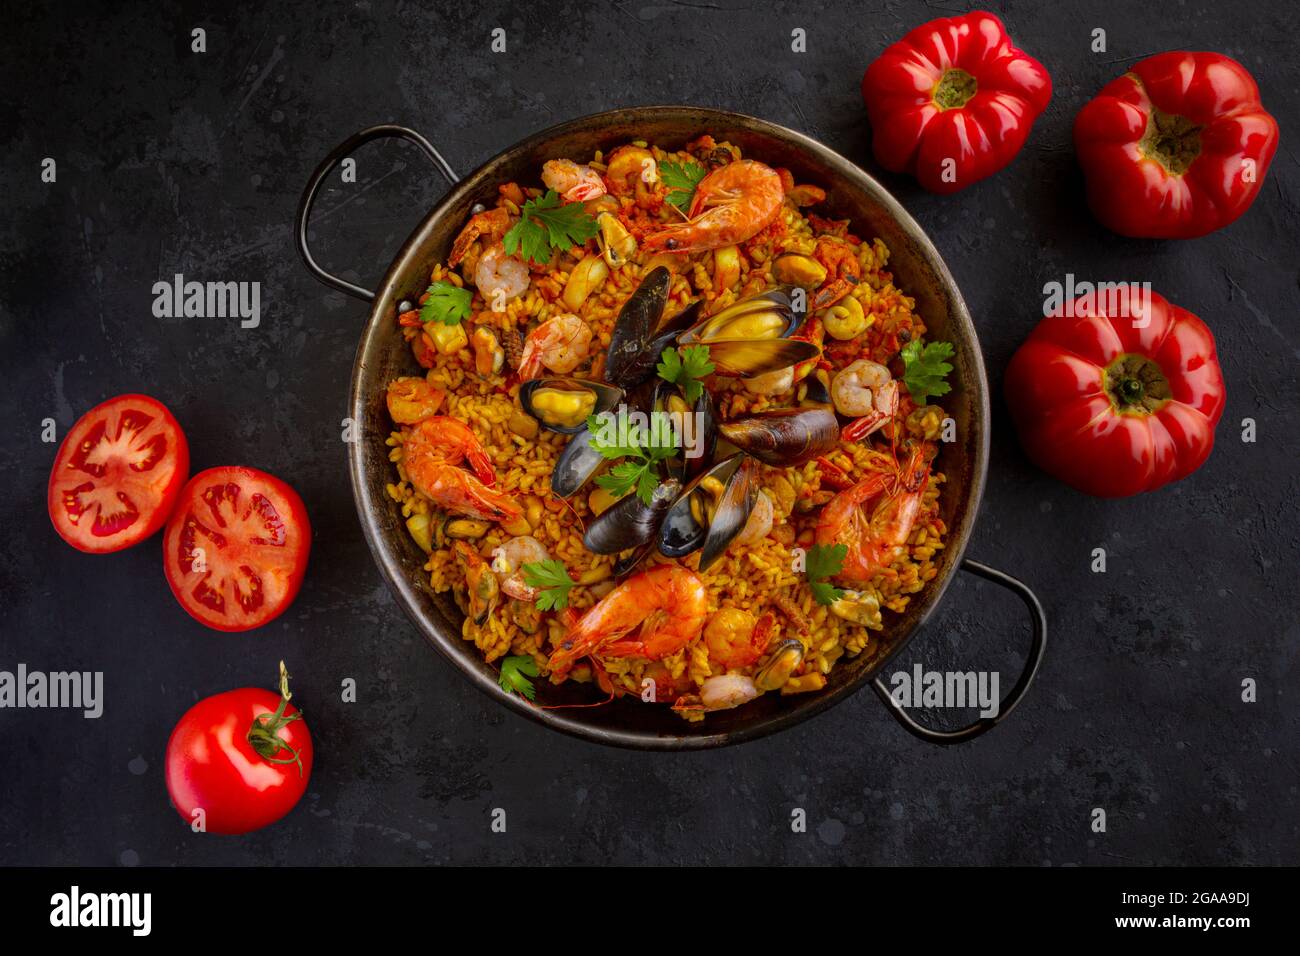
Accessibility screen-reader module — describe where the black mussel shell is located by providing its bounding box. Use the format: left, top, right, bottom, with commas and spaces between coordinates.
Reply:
605, 267, 670, 385
520, 377, 623, 435
657, 454, 757, 571
583, 478, 681, 555
718, 406, 840, 467
551, 426, 604, 498
799, 368, 834, 407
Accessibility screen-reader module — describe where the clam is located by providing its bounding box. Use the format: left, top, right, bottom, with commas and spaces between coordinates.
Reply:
520, 378, 623, 434
658, 454, 757, 571
829, 589, 882, 628
678, 287, 819, 377
583, 478, 680, 555
754, 638, 805, 691
551, 426, 604, 498
718, 406, 839, 466
771, 253, 828, 289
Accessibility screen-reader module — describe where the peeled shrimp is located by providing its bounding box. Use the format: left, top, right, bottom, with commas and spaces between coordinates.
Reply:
548, 564, 708, 675
518, 313, 593, 379
490, 535, 552, 602
542, 159, 607, 202
641, 160, 784, 254
450, 207, 511, 267
743, 365, 795, 396
474, 242, 530, 307
832, 359, 899, 441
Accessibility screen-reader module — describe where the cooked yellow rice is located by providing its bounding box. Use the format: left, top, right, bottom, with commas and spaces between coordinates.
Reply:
384, 136, 948, 720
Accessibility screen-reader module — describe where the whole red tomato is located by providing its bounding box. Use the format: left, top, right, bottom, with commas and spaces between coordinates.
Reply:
48, 393, 189, 553
165, 663, 313, 835
861, 10, 1051, 194
1004, 289, 1225, 497
163, 466, 311, 632
1074, 51, 1279, 238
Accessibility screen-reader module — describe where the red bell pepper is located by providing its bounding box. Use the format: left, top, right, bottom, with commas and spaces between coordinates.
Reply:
1074, 51, 1279, 238
1004, 289, 1225, 498
861, 11, 1051, 194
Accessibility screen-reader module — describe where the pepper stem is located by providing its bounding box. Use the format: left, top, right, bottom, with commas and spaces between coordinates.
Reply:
247, 660, 305, 776
1138, 104, 1203, 176
933, 68, 978, 110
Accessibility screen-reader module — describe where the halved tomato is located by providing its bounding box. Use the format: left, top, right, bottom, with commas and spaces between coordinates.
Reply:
163, 466, 311, 632
48, 394, 190, 553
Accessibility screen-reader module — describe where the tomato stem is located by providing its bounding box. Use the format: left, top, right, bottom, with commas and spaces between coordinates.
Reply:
247, 660, 305, 776
933, 68, 977, 110
1138, 104, 1203, 176
1103, 354, 1171, 415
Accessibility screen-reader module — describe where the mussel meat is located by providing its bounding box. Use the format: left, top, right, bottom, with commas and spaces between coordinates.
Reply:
678, 287, 819, 377
771, 253, 828, 289
658, 454, 757, 571
583, 478, 680, 555
550, 426, 604, 498
718, 406, 839, 467
520, 378, 623, 434
754, 638, 805, 691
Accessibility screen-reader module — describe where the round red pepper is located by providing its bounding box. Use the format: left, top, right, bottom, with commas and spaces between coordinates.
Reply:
1074, 51, 1279, 238
861, 11, 1051, 194
1004, 289, 1225, 498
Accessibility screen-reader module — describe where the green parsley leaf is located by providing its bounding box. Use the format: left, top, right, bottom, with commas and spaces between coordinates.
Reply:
521, 559, 577, 611
659, 160, 708, 212
900, 339, 955, 405
656, 344, 715, 404
502, 190, 600, 265
586, 410, 680, 505
418, 281, 473, 326
805, 543, 848, 606
498, 655, 540, 700
810, 581, 846, 607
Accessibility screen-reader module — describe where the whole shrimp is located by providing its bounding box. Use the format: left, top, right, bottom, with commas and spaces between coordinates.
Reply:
542, 159, 606, 202
833, 359, 899, 441
403, 417, 521, 522
814, 445, 931, 584
641, 159, 784, 254
475, 242, 531, 307
518, 313, 593, 379
548, 564, 708, 676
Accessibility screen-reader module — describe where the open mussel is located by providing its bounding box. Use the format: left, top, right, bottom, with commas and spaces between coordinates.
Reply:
754, 638, 805, 691
718, 406, 840, 466
520, 377, 623, 434
678, 287, 819, 377
658, 454, 757, 572
583, 478, 680, 555
648, 378, 717, 483
550, 426, 604, 498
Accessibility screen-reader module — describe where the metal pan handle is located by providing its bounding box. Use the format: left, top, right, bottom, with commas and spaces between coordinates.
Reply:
295, 124, 460, 302
872, 559, 1047, 745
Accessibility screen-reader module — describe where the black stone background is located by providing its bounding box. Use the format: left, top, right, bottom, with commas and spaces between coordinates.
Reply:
1, 0, 1296, 866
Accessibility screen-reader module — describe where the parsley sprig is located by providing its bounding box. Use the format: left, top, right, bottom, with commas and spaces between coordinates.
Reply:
900, 339, 954, 405
419, 281, 473, 326
659, 160, 708, 212
656, 344, 715, 404
521, 559, 578, 611
502, 189, 600, 265
587, 410, 680, 505
498, 655, 540, 700
805, 543, 847, 606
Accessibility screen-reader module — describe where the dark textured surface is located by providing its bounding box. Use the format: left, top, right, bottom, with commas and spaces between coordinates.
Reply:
1, 0, 1296, 865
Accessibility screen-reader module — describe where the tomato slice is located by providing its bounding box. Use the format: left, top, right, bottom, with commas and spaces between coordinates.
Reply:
47, 394, 190, 553
163, 466, 311, 632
